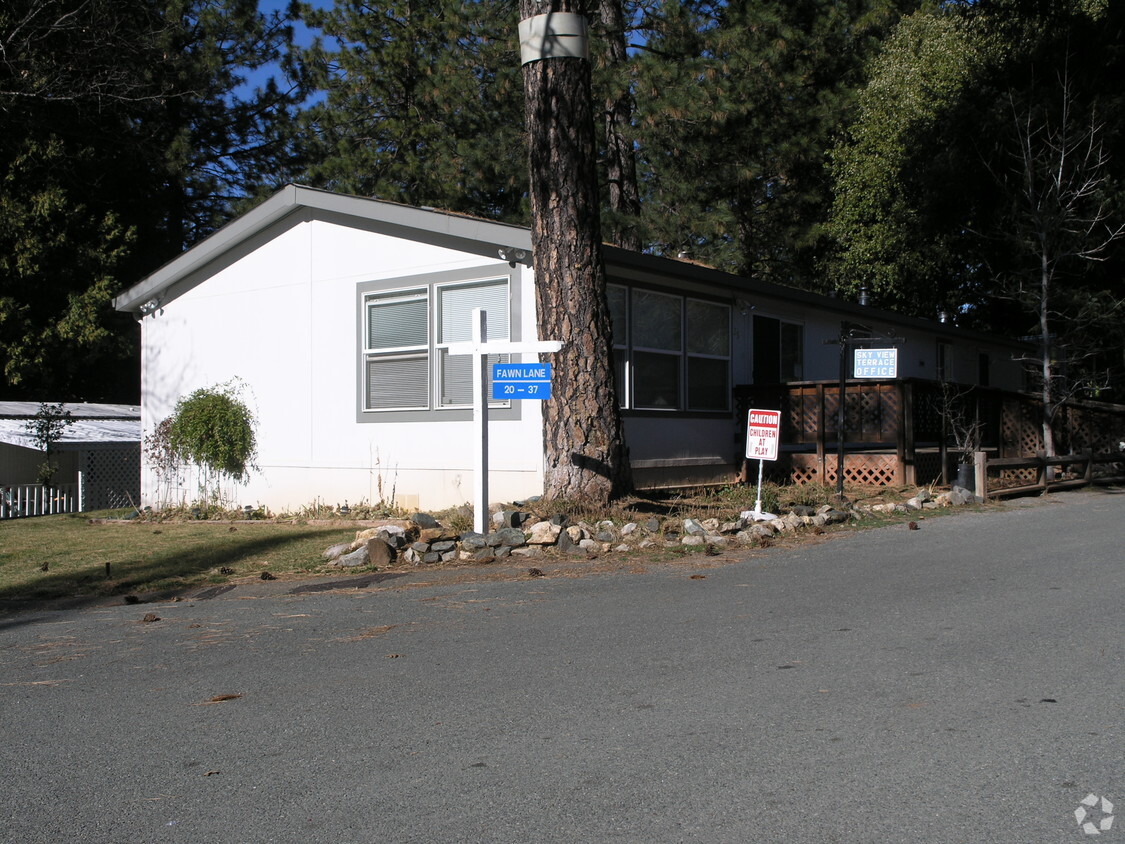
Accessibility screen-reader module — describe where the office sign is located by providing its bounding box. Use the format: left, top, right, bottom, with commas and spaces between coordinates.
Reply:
854, 348, 898, 379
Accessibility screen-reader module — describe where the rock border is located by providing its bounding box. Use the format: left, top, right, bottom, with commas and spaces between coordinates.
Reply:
322, 487, 983, 568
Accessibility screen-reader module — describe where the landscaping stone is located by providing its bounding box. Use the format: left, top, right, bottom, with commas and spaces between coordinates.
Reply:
683, 518, 706, 536
459, 532, 488, 551
410, 512, 440, 529
487, 527, 527, 548
366, 537, 397, 566
318, 481, 989, 572
323, 542, 352, 561
419, 527, 457, 543
526, 521, 562, 545
336, 546, 369, 567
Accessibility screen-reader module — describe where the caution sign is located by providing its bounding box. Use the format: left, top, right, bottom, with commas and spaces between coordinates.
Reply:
745, 409, 781, 461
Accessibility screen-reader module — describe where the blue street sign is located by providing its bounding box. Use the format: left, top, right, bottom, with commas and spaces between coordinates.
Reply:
492, 362, 552, 400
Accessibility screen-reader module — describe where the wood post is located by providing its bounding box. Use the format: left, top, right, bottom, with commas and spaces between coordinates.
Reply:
974, 450, 988, 500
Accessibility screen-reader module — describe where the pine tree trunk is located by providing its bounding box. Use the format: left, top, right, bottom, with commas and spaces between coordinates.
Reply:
520, 0, 631, 503
597, 0, 641, 251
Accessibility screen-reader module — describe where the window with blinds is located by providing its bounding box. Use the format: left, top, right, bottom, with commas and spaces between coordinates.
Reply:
362, 277, 511, 412
364, 289, 429, 411
437, 279, 510, 407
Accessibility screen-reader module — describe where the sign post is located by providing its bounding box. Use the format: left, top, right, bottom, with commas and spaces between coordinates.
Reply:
828, 324, 901, 500
446, 308, 562, 535
745, 409, 781, 519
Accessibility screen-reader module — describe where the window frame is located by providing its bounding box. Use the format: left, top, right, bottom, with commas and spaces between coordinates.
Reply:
362, 287, 431, 412
608, 282, 732, 414
357, 265, 522, 423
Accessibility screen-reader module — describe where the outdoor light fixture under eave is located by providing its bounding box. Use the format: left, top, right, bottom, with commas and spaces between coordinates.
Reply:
497, 247, 529, 267
137, 297, 163, 318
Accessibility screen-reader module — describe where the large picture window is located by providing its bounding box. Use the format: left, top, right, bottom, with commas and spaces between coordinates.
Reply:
609, 284, 731, 412
362, 273, 511, 413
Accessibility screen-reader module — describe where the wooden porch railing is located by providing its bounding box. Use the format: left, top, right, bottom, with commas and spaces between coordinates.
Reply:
734, 379, 1125, 490
976, 450, 1125, 499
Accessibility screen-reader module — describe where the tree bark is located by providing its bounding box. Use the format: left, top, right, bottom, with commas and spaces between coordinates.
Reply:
596, 0, 641, 251
520, 0, 631, 503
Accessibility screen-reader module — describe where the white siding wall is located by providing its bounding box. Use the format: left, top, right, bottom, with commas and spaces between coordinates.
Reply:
141, 219, 545, 512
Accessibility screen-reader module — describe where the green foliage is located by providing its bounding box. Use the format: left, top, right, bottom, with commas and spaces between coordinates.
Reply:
23, 402, 74, 486
294, 0, 528, 221
166, 382, 258, 484
0, 137, 138, 396
630, 0, 917, 286
825, 9, 985, 313
1, 0, 306, 400
825, 0, 1125, 354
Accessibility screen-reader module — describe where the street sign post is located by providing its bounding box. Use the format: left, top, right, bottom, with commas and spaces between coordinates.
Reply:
446, 309, 562, 534
745, 409, 781, 518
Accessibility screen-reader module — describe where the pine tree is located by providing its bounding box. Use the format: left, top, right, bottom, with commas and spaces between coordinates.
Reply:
0, 0, 305, 400
520, 0, 630, 502
295, 0, 529, 221
631, 0, 913, 286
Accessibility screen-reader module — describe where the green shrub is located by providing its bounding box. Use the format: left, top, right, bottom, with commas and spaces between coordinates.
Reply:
166, 381, 258, 484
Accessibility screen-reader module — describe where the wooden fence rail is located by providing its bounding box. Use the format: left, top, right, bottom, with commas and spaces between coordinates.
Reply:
734, 380, 1125, 489
0, 484, 79, 519
976, 450, 1125, 499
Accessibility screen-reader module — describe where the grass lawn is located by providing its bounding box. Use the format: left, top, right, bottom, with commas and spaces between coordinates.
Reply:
0, 511, 358, 604
1, 484, 954, 605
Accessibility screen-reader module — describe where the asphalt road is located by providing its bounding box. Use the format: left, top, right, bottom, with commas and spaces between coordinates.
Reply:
1, 490, 1122, 843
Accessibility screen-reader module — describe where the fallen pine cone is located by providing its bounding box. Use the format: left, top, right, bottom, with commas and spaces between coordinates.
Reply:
908, 521, 919, 530
123, 594, 141, 604
527, 568, 544, 578
260, 571, 276, 580
141, 612, 160, 623
219, 566, 235, 575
